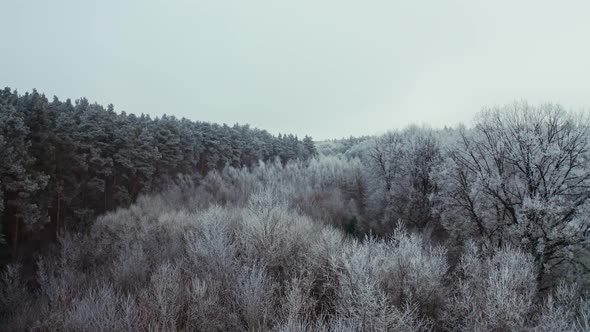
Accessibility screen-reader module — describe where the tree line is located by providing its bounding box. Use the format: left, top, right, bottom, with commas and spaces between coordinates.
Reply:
0, 87, 317, 261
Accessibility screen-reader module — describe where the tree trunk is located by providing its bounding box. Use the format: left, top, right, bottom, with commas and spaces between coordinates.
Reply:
111, 175, 117, 210
104, 177, 108, 212
55, 192, 61, 240
131, 176, 139, 200
199, 151, 208, 176
12, 211, 19, 258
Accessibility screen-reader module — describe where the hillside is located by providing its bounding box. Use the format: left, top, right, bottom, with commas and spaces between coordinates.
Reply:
1, 93, 590, 330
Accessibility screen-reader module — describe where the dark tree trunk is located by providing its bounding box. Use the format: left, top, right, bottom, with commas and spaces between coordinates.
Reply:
199, 151, 208, 176
55, 192, 61, 240
12, 211, 19, 258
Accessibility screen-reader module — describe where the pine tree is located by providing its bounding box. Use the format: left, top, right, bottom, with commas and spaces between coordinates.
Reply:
151, 116, 183, 187
303, 135, 318, 160
0, 91, 48, 257
129, 125, 161, 197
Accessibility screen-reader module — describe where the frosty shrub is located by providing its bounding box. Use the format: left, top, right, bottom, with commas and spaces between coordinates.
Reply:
576, 296, 590, 331
141, 262, 183, 330
64, 282, 138, 332
330, 224, 445, 330
447, 242, 537, 331
279, 275, 316, 327
533, 283, 590, 332
235, 264, 275, 330
238, 189, 320, 282
110, 242, 149, 292
186, 274, 227, 331
184, 205, 240, 289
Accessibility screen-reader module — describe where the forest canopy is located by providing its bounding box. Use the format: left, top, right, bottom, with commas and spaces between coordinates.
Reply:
0, 87, 317, 261
1, 88, 589, 331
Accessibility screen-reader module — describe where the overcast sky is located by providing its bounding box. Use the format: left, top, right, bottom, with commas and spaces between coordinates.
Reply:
1, 1, 589, 139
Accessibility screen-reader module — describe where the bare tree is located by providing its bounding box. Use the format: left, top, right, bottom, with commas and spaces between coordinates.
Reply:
440, 102, 590, 287
367, 128, 442, 232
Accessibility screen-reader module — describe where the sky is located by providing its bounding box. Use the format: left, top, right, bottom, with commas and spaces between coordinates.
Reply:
1, 0, 590, 140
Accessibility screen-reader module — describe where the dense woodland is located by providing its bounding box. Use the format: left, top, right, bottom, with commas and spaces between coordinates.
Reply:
1, 89, 590, 331
0, 88, 316, 263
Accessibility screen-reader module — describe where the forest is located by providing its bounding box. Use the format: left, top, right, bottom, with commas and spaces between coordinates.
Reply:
0, 88, 316, 262
1, 88, 589, 331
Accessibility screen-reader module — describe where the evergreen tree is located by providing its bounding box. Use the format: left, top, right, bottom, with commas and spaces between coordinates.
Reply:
0, 94, 48, 257
303, 135, 318, 159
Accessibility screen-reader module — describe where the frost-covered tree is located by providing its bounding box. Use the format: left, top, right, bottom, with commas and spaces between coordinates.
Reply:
367, 132, 407, 228
438, 102, 590, 286
366, 128, 443, 234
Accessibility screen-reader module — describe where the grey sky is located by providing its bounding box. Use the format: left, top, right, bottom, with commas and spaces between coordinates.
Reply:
1, 0, 589, 140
